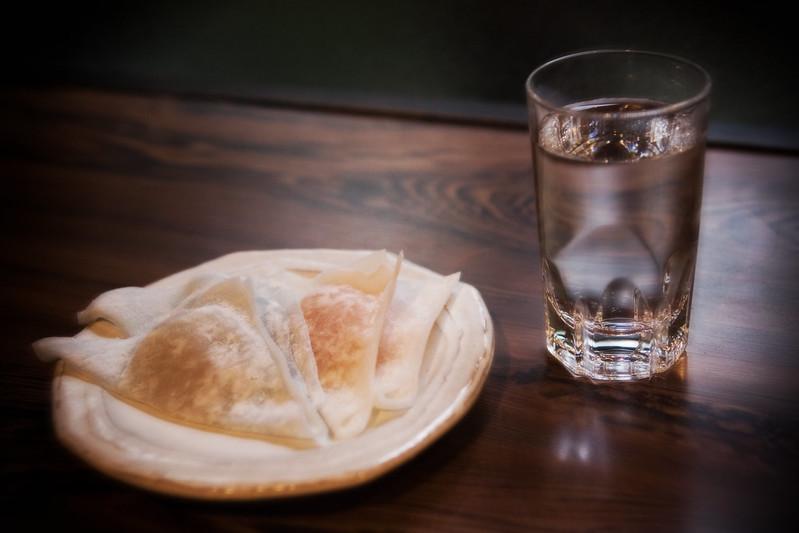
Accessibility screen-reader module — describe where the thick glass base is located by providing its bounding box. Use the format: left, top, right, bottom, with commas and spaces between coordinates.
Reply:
545, 304, 688, 382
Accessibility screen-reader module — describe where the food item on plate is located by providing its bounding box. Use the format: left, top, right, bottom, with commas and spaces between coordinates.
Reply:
254, 280, 326, 409
35, 277, 328, 443
374, 273, 460, 410
33, 250, 459, 445
301, 250, 401, 439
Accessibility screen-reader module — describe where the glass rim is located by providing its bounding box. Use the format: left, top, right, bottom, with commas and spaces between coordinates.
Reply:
525, 49, 712, 119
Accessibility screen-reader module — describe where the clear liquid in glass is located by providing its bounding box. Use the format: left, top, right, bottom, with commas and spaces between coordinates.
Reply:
535, 99, 704, 380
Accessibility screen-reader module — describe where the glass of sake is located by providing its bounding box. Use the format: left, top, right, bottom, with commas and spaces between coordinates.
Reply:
526, 50, 711, 381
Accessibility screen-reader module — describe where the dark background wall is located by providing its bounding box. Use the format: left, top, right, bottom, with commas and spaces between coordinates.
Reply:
4, 0, 797, 150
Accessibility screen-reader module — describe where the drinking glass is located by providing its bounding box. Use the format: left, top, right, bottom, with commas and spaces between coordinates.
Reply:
526, 50, 711, 381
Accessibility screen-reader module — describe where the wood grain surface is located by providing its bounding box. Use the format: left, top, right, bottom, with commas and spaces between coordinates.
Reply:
2, 88, 798, 531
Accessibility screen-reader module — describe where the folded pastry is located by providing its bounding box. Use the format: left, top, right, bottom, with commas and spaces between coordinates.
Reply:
34, 277, 328, 443
374, 273, 460, 410
300, 251, 402, 439
32, 249, 463, 445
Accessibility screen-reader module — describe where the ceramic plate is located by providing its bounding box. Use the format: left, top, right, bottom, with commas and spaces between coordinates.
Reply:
51, 250, 494, 500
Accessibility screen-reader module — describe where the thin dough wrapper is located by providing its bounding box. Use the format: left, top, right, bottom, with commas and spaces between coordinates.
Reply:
253, 279, 325, 409
34, 279, 328, 443
179, 276, 327, 438
78, 271, 325, 411
121, 306, 324, 440
34, 330, 138, 385
77, 274, 224, 336
301, 251, 402, 439
375, 273, 460, 410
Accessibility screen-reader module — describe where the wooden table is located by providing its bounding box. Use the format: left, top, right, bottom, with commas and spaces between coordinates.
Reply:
3, 88, 798, 531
